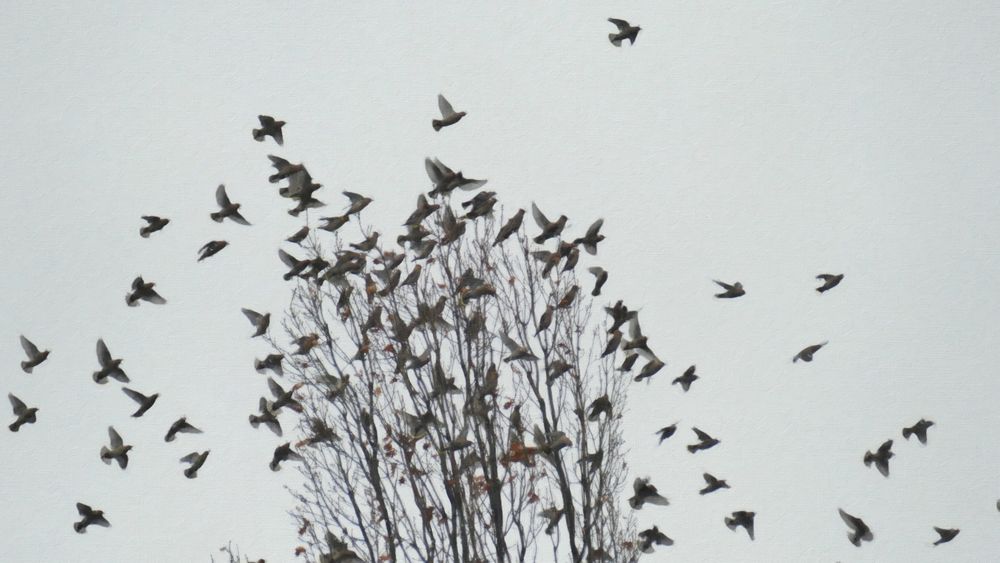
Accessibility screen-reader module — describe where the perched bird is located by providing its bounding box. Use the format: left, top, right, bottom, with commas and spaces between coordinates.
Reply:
74, 503, 110, 533
286, 226, 309, 245
180, 450, 210, 478
343, 191, 372, 216
268, 378, 304, 413
902, 419, 935, 444
574, 219, 605, 255
699, 473, 730, 495
535, 305, 555, 336
655, 424, 677, 444
688, 427, 720, 453
433, 94, 466, 131
253, 115, 285, 145
211, 184, 251, 225
318, 215, 349, 233
255, 354, 284, 376
713, 280, 745, 299
634, 356, 665, 383
628, 477, 669, 509
556, 285, 580, 309
19, 335, 50, 373
493, 209, 525, 247
100, 426, 132, 469
7, 393, 37, 432
164, 417, 202, 442
546, 358, 573, 384
92, 339, 129, 384
499, 333, 539, 363
531, 203, 568, 244
139, 216, 169, 238
198, 240, 229, 261
241, 308, 271, 338
440, 425, 472, 453
864, 439, 894, 477
121, 387, 158, 417
793, 341, 828, 363
608, 18, 641, 46
816, 273, 844, 293
838, 508, 873, 546
672, 365, 698, 392
532, 425, 573, 462
933, 527, 960, 546
270, 442, 303, 471
589, 267, 608, 296
638, 526, 673, 553
425, 157, 488, 197
725, 511, 756, 540
126, 276, 166, 306
587, 394, 612, 421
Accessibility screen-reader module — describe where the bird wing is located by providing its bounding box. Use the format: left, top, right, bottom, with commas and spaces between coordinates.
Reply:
8, 393, 26, 414
121, 387, 146, 404
268, 154, 290, 169
215, 184, 231, 207
424, 158, 447, 185
230, 211, 251, 226
278, 249, 300, 268
692, 427, 713, 441
19, 335, 39, 357
608, 18, 632, 31
456, 178, 488, 191
343, 191, 364, 203
268, 377, 286, 398
627, 318, 643, 340
76, 503, 92, 516
586, 218, 604, 239
258, 115, 275, 127
96, 339, 113, 366
838, 509, 862, 530
179, 451, 201, 464
438, 94, 456, 118
92, 515, 111, 528
108, 426, 123, 448
131, 276, 145, 290
531, 202, 551, 229
877, 439, 893, 455
713, 280, 734, 291
588, 266, 606, 276
816, 274, 835, 282
242, 308, 262, 325
498, 333, 522, 353
145, 289, 167, 304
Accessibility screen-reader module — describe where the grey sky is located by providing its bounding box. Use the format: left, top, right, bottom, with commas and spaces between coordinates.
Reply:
2, 1, 1000, 561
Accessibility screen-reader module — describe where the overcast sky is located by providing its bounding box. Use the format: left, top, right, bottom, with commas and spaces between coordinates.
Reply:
2, 2, 1000, 562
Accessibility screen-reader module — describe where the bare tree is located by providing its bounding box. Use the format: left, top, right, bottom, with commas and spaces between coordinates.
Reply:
261, 181, 642, 562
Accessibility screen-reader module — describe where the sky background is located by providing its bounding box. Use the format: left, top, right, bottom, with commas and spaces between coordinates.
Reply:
2, 1, 1000, 562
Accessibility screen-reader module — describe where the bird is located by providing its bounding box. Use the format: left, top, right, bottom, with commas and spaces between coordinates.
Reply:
623, 318, 653, 358
672, 365, 698, 392
7, 393, 37, 431
278, 249, 310, 280
793, 341, 828, 363
198, 240, 229, 261
433, 94, 466, 131
587, 395, 612, 421
699, 473, 730, 495
241, 308, 270, 338
499, 333, 539, 363
270, 442, 303, 471
74, 503, 110, 533
343, 191, 372, 216
255, 354, 284, 376
933, 527, 960, 545
100, 426, 132, 469
608, 18, 640, 46
589, 267, 608, 296
556, 285, 580, 309
816, 273, 844, 293
605, 300, 638, 333
180, 450, 210, 478
602, 331, 622, 358
268, 378, 304, 413
350, 231, 380, 252
688, 427, 720, 453
126, 276, 166, 306
634, 356, 665, 383
618, 352, 639, 372
713, 280, 745, 298
531, 203, 568, 244
92, 339, 129, 384
301, 417, 339, 447
638, 526, 673, 553
439, 205, 467, 246
838, 508, 873, 546
577, 449, 604, 476
546, 358, 573, 384
286, 226, 310, 245
493, 209, 525, 247
655, 424, 677, 444
573, 219, 605, 254
249, 397, 283, 437
864, 439, 894, 477
725, 511, 756, 540
902, 419, 935, 444
425, 157, 488, 197
628, 477, 669, 509
318, 214, 349, 233
121, 387, 158, 417
535, 305, 554, 335
253, 115, 285, 145
267, 155, 306, 184
18, 335, 50, 373
210, 184, 251, 225
164, 417, 202, 442
540, 507, 564, 535
139, 216, 169, 238
404, 194, 441, 226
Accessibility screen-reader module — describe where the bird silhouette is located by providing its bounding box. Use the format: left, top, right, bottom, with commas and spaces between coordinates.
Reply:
628, 477, 669, 509
589, 267, 608, 296
699, 473, 730, 495
7, 393, 37, 431
725, 511, 755, 540
573, 219, 605, 255
713, 280, 745, 298
254, 354, 284, 376
180, 450, 210, 478
816, 273, 844, 293
139, 216, 169, 238
531, 203, 568, 244
74, 503, 110, 533
164, 417, 202, 442
100, 426, 132, 469
540, 507, 564, 535
433, 94, 466, 131
126, 276, 166, 306
932, 527, 959, 545
656, 424, 677, 445
493, 209, 525, 247
673, 365, 698, 392
241, 308, 270, 338
838, 508, 873, 546
793, 341, 828, 363
92, 339, 129, 384
197, 240, 229, 261
902, 419, 935, 444
318, 214, 349, 233
121, 387, 158, 417
638, 525, 673, 552
18, 335, 49, 373
634, 356, 665, 383
253, 115, 285, 145
688, 427, 720, 453
863, 439, 894, 477
271, 442, 303, 471
268, 378, 304, 413
425, 157, 488, 197
286, 226, 310, 245
608, 18, 641, 46
587, 395, 612, 421
211, 185, 251, 225
343, 191, 373, 216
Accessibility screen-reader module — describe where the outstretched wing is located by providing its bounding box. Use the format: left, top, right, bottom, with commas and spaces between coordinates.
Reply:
531, 202, 551, 229
19, 336, 39, 357
608, 18, 631, 31
215, 184, 231, 207
713, 280, 735, 291
586, 218, 604, 239
230, 211, 251, 226
108, 426, 123, 448
179, 451, 200, 464
438, 94, 456, 118
121, 387, 146, 405
242, 308, 262, 325
8, 393, 26, 415
267, 377, 286, 398
343, 191, 364, 203
96, 339, 113, 366
258, 115, 275, 128
692, 427, 713, 441
278, 249, 300, 268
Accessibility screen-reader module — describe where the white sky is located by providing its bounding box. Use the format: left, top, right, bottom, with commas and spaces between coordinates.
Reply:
2, 2, 1000, 562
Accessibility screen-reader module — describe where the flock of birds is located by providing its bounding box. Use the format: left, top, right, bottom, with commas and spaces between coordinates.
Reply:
6, 16, 992, 559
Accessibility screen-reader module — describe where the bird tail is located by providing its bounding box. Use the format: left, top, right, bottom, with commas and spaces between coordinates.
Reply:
185, 468, 196, 479
8, 421, 19, 432
725, 517, 737, 530
100, 447, 112, 465
210, 212, 224, 223
270, 461, 280, 471
432, 120, 443, 131
252, 128, 265, 141
686, 444, 698, 453
863, 452, 873, 467
140, 228, 150, 238
609, 34, 623, 46
74, 521, 86, 533
627, 496, 639, 509
21, 361, 32, 373
902, 427, 913, 440
249, 415, 260, 428
93, 371, 106, 384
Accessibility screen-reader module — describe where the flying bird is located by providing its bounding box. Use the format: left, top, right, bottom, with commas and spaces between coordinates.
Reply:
286, 226, 310, 245
793, 341, 828, 363
573, 219, 605, 255
933, 527, 960, 546
267, 155, 305, 184
126, 276, 166, 306
838, 508, 873, 546
255, 353, 284, 376
180, 450, 210, 479
589, 267, 608, 296
268, 378, 304, 413
404, 194, 441, 226
816, 273, 844, 293
638, 526, 673, 553
699, 473, 730, 495
493, 209, 525, 247
628, 477, 669, 509
249, 398, 283, 437
164, 417, 202, 442
343, 191, 372, 216
270, 442, 303, 471
197, 240, 229, 261
100, 426, 132, 469
241, 308, 270, 338
19, 335, 50, 373
499, 333, 539, 363
672, 365, 698, 392
121, 387, 158, 417
556, 285, 580, 309
587, 395, 612, 421
350, 231, 380, 252
688, 427, 720, 453
618, 352, 639, 372
139, 216, 169, 238
92, 339, 128, 384
74, 503, 110, 533
725, 511, 755, 540
902, 419, 934, 444
433, 94, 466, 131
540, 507, 564, 535
211, 184, 251, 225
7, 393, 37, 432
634, 356, 665, 383
608, 18, 641, 46
713, 280, 745, 299
425, 157, 487, 196
602, 331, 623, 358
605, 300, 638, 333
253, 115, 285, 145
531, 203, 568, 244
655, 424, 677, 444
863, 439, 894, 477
279, 249, 310, 281
623, 318, 653, 358
318, 214, 349, 233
